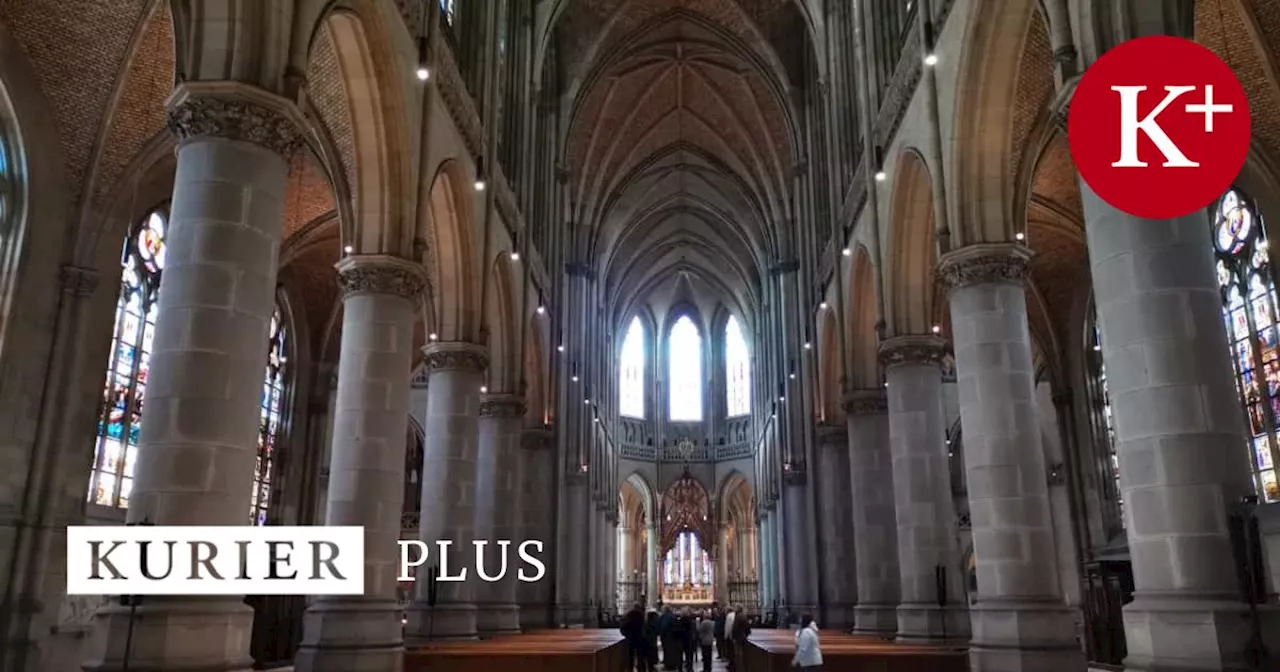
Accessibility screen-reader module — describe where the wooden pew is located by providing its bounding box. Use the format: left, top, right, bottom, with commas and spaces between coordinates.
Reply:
739, 629, 968, 672
405, 629, 628, 672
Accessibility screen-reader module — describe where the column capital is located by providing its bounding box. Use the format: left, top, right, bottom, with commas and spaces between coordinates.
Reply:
165, 81, 307, 156
335, 255, 427, 301
480, 394, 526, 418
936, 242, 1033, 292
878, 334, 947, 368
60, 265, 99, 296
841, 388, 887, 415
422, 341, 489, 373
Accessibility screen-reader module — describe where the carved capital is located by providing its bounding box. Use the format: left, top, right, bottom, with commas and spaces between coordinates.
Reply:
165, 82, 306, 157
878, 334, 947, 368
841, 389, 888, 415
335, 255, 427, 301
421, 341, 488, 373
60, 265, 99, 297
480, 394, 527, 418
936, 243, 1033, 292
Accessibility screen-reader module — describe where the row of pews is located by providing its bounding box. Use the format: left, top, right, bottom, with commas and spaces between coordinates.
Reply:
403, 628, 969, 672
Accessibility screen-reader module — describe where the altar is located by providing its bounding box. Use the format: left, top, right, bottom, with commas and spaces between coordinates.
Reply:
662, 580, 713, 605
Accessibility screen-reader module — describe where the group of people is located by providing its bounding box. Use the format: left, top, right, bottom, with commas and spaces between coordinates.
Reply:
619, 602, 753, 671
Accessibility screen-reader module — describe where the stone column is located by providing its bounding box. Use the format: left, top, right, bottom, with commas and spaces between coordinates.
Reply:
844, 389, 900, 635
83, 82, 301, 672
815, 425, 857, 628
406, 341, 488, 641
1081, 184, 1264, 670
880, 335, 969, 642
782, 475, 815, 615
938, 243, 1082, 671
294, 256, 426, 672
646, 520, 658, 607
517, 428, 555, 629
473, 394, 525, 636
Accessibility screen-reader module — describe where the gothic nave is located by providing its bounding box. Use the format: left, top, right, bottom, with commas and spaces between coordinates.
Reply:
1, 0, 1279, 671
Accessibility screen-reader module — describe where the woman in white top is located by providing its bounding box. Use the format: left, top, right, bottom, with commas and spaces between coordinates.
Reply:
791, 613, 822, 669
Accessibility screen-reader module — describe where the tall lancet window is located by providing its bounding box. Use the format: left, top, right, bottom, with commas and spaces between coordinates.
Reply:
620, 316, 645, 418
726, 315, 750, 416
89, 210, 167, 508
1085, 306, 1122, 532
252, 310, 287, 525
440, 0, 456, 24
668, 315, 703, 421
1214, 187, 1280, 502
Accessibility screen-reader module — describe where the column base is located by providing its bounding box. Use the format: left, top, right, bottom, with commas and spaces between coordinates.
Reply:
81, 598, 254, 672
852, 604, 899, 637
404, 602, 478, 642
518, 602, 553, 630
820, 602, 858, 630
475, 602, 522, 637
294, 598, 403, 672
896, 603, 971, 643
554, 603, 590, 626
1121, 596, 1277, 671
968, 600, 1083, 672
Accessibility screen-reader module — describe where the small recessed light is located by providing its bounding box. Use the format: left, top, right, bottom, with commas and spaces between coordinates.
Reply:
924, 53, 938, 66
875, 171, 886, 182
884, 382, 889, 388
474, 179, 486, 191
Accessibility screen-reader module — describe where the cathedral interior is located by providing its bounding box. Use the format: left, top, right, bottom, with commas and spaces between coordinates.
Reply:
1, 0, 1280, 670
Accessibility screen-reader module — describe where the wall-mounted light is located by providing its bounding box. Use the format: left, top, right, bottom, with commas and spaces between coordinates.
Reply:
480, 385, 488, 394
416, 37, 430, 80
842, 248, 852, 257
584, 398, 591, 404
536, 305, 546, 315
343, 245, 353, 254
428, 332, 439, 341
803, 341, 812, 350
580, 464, 589, 473
779, 395, 785, 402
789, 373, 796, 380
931, 325, 941, 334
474, 159, 486, 191
510, 251, 520, 261
1015, 232, 1025, 241
557, 344, 565, 352
1093, 344, 1101, 352
874, 171, 887, 182
924, 53, 938, 67
572, 375, 579, 382
819, 302, 828, 310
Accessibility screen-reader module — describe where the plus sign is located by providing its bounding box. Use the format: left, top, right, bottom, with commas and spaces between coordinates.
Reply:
1184, 85, 1234, 133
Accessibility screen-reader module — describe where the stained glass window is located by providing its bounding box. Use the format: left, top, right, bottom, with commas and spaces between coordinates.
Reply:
620, 316, 645, 418
726, 316, 750, 417
662, 531, 712, 587
440, 0, 455, 24
89, 210, 167, 508
668, 316, 702, 421
1213, 187, 1280, 503
252, 309, 287, 525
1085, 307, 1123, 532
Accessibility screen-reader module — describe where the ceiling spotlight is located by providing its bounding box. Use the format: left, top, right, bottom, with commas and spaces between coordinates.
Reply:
343, 245, 353, 254
510, 251, 520, 261
536, 305, 546, 315
924, 53, 938, 66
474, 179, 486, 192
875, 171, 887, 182
931, 325, 941, 334
1015, 232, 1025, 241
416, 66, 430, 81
842, 248, 852, 257
428, 332, 439, 341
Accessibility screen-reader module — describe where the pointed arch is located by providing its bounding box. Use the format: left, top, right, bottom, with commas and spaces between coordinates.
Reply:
847, 245, 881, 389
667, 313, 705, 422
485, 253, 518, 393
818, 310, 839, 422
624, 470, 657, 525
887, 149, 937, 337
424, 160, 480, 342
725, 313, 751, 418
620, 314, 646, 419
524, 312, 548, 424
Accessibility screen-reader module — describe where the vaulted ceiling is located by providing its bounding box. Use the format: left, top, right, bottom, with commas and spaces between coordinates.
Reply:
553, 0, 811, 325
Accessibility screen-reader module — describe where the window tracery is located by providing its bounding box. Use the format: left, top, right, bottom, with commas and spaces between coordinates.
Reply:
1214, 187, 1280, 502
1085, 305, 1123, 534
668, 316, 702, 422
620, 316, 645, 419
252, 309, 287, 525
726, 315, 750, 417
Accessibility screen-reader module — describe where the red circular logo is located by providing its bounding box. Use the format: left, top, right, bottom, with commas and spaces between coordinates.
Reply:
1068, 36, 1250, 220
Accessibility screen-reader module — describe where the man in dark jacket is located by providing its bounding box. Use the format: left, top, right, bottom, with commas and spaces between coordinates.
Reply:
728, 606, 752, 672
713, 607, 726, 660
620, 603, 646, 671
658, 606, 675, 669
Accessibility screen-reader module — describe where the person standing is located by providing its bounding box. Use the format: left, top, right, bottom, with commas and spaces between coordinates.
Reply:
621, 603, 646, 671
659, 606, 675, 669
645, 609, 661, 671
697, 609, 715, 672
791, 614, 822, 670
713, 607, 726, 660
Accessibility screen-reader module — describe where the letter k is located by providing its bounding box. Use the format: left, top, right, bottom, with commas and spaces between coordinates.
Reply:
1111, 85, 1199, 168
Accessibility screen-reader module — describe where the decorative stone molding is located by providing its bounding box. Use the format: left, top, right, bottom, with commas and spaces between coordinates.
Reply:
60, 265, 99, 296
842, 389, 888, 415
782, 469, 807, 486
480, 394, 526, 418
936, 243, 1034, 292
421, 341, 488, 373
335, 255, 428, 301
878, 334, 947, 368
165, 82, 306, 157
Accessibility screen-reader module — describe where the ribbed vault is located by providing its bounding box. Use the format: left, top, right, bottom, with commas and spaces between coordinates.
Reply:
556, 0, 805, 327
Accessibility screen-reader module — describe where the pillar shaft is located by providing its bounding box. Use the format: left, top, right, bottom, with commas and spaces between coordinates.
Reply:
815, 426, 856, 628
645, 522, 658, 608
406, 342, 488, 641
473, 395, 525, 636
844, 390, 901, 635
295, 256, 426, 672
1081, 184, 1264, 671
880, 336, 969, 641
83, 83, 301, 672
782, 476, 815, 615
938, 243, 1082, 671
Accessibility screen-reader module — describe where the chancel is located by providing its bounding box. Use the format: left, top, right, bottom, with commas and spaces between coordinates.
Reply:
1, 1, 1280, 672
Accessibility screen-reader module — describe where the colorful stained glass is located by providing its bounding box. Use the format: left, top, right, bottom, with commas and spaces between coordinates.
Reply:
726, 316, 751, 417
252, 309, 287, 524
1087, 314, 1122, 529
1214, 187, 1280, 503
88, 211, 166, 509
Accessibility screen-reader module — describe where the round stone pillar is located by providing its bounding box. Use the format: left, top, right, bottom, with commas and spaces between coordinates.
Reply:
406, 341, 488, 641
295, 255, 426, 672
938, 243, 1082, 671
473, 394, 526, 636
880, 335, 969, 642
83, 82, 302, 672
815, 425, 856, 628
844, 389, 901, 636
645, 521, 658, 608
1080, 183, 1261, 670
